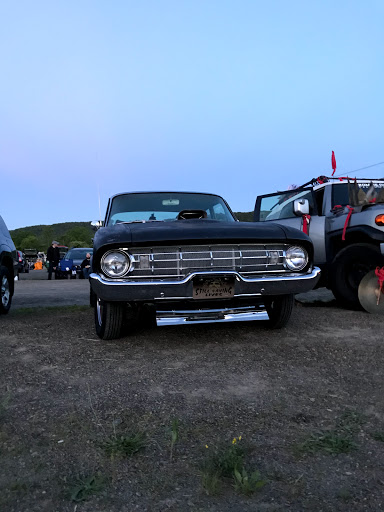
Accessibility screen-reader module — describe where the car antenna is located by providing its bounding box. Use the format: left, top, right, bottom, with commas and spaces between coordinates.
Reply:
98, 184, 102, 224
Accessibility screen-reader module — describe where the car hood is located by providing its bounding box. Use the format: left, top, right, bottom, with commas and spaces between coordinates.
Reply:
93, 219, 310, 252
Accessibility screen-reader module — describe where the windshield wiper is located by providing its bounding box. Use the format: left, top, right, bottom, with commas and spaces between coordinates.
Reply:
115, 220, 164, 225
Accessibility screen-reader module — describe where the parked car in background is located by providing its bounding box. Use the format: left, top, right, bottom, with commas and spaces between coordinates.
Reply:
57, 245, 69, 259
24, 248, 39, 270
89, 191, 320, 339
62, 247, 93, 278
17, 250, 29, 274
0, 215, 18, 314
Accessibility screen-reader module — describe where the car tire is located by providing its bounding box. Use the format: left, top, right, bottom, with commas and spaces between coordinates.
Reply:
264, 294, 294, 329
90, 287, 96, 308
94, 298, 124, 340
330, 243, 384, 309
0, 266, 12, 315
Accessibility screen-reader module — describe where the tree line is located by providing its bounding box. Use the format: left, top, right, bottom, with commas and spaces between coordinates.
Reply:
10, 213, 253, 252
10, 222, 94, 252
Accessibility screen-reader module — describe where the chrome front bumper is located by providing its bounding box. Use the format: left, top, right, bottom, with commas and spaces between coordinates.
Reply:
156, 305, 269, 326
89, 267, 321, 302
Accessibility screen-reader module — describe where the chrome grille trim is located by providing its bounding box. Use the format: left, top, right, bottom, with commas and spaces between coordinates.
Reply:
113, 244, 292, 280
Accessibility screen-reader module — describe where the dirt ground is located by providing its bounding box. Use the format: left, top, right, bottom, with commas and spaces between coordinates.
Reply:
1, 293, 384, 511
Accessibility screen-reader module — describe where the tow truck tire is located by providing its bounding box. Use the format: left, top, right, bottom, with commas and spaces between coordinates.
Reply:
330, 243, 384, 309
0, 266, 12, 315
95, 298, 124, 340
265, 294, 294, 329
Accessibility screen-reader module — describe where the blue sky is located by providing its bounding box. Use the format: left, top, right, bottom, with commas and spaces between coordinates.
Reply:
1, 1, 383, 230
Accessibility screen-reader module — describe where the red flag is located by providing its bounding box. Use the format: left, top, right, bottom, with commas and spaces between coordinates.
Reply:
331, 151, 336, 176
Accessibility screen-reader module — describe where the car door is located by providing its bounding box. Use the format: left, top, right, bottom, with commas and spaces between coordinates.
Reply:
254, 188, 326, 265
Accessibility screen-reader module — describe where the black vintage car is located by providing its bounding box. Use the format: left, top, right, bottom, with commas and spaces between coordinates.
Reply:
89, 192, 321, 339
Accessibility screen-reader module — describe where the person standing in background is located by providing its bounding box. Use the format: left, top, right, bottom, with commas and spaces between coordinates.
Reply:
47, 241, 60, 280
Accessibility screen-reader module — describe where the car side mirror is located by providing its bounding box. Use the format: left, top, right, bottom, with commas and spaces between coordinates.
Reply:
91, 220, 103, 230
293, 198, 309, 216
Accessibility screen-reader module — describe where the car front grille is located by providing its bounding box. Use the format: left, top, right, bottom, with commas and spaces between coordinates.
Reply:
122, 244, 290, 280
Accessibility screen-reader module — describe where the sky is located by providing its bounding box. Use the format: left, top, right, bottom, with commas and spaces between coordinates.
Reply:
1, 0, 384, 230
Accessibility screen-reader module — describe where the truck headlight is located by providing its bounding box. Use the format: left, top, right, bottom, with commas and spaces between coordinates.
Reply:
101, 251, 132, 278
285, 246, 308, 271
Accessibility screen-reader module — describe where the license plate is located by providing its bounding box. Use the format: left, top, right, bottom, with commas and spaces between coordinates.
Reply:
193, 278, 235, 299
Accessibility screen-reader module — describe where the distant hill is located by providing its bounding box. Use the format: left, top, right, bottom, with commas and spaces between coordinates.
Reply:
10, 222, 94, 252
10, 214, 254, 251
234, 211, 253, 222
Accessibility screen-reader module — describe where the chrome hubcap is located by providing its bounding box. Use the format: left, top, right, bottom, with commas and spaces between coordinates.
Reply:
1, 275, 10, 307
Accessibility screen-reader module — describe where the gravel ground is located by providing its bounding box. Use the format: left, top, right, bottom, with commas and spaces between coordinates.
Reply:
1, 296, 384, 512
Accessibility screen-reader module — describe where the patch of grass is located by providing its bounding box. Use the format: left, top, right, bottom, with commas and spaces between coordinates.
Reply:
9, 481, 30, 493
102, 432, 146, 459
296, 410, 365, 456
336, 410, 365, 434
372, 432, 384, 442
233, 467, 266, 495
68, 472, 107, 502
201, 469, 222, 495
13, 305, 89, 315
0, 392, 11, 419
297, 431, 357, 455
338, 488, 352, 501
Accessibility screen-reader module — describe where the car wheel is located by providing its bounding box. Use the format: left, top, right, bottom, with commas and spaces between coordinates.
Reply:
90, 287, 96, 308
94, 298, 124, 340
330, 244, 384, 309
264, 294, 294, 329
0, 266, 12, 315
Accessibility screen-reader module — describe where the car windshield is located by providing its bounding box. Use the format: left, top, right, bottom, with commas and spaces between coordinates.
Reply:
106, 192, 235, 225
66, 248, 93, 260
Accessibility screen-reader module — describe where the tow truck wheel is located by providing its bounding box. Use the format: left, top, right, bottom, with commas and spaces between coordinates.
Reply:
94, 298, 124, 340
330, 243, 384, 309
264, 294, 294, 329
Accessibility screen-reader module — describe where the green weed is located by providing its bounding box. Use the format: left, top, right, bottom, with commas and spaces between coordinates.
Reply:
201, 469, 222, 495
200, 437, 266, 495
336, 410, 365, 434
0, 393, 11, 419
102, 432, 146, 458
338, 488, 352, 501
297, 431, 357, 455
204, 438, 245, 477
200, 436, 265, 495
68, 472, 106, 502
233, 467, 266, 495
372, 432, 384, 442
9, 481, 29, 493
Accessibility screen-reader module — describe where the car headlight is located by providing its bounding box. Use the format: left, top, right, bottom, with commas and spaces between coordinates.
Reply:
285, 246, 308, 271
101, 250, 132, 278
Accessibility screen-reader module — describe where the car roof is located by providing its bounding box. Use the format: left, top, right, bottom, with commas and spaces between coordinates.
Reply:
109, 191, 225, 201
68, 247, 93, 251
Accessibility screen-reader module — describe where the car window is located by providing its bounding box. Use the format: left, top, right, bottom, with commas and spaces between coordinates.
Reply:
259, 189, 314, 221
66, 249, 93, 259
